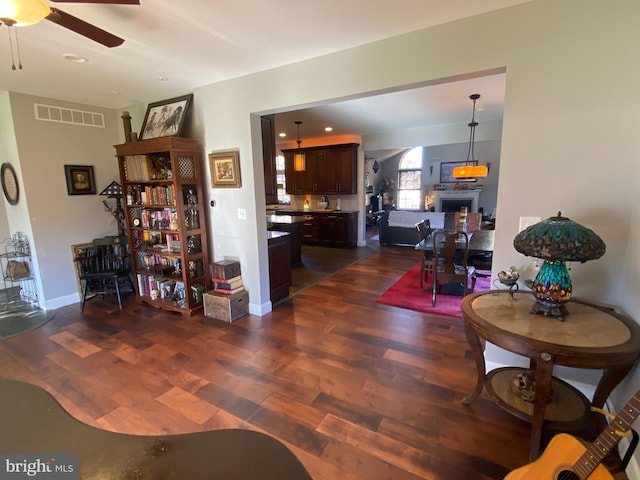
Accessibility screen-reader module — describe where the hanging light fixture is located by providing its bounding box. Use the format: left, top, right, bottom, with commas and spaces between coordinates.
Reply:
452, 94, 489, 179
0, 0, 51, 71
0, 0, 50, 26
294, 121, 305, 171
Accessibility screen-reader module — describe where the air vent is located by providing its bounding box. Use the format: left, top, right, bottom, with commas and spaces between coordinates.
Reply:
33, 103, 105, 128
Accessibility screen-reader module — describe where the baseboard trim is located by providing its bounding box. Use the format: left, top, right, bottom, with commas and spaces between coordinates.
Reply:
249, 301, 271, 316
43, 293, 79, 310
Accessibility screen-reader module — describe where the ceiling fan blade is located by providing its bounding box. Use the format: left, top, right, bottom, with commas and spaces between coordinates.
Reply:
46, 8, 124, 47
49, 0, 140, 4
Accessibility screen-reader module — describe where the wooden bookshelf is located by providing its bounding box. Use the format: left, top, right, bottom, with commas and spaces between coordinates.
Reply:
115, 137, 209, 316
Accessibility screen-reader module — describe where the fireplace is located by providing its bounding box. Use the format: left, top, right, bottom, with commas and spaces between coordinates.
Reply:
433, 190, 480, 212
441, 199, 473, 213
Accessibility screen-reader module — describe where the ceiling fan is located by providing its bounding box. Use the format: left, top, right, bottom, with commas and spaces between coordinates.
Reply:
0, 0, 140, 48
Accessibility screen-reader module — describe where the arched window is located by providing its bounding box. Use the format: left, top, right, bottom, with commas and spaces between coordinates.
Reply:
397, 147, 423, 210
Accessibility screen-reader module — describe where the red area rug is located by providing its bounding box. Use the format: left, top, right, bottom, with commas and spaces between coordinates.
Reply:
376, 262, 492, 318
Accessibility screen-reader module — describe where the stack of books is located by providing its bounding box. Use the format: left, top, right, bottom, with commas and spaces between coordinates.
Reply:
211, 260, 244, 295
213, 274, 244, 295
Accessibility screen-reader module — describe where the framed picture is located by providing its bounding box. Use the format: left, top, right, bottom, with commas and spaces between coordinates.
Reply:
440, 162, 477, 183
140, 94, 193, 140
64, 165, 96, 195
209, 151, 242, 188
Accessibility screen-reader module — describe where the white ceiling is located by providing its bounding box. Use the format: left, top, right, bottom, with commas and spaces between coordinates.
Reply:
0, 0, 522, 146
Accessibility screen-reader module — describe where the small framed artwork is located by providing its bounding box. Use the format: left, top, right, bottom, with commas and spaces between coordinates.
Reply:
440, 161, 477, 183
140, 94, 193, 140
64, 165, 96, 195
209, 151, 242, 188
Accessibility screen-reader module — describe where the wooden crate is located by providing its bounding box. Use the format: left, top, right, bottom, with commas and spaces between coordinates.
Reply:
204, 290, 248, 322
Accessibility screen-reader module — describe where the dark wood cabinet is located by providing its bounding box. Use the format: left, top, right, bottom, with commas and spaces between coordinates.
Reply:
292, 212, 357, 247
261, 115, 278, 204
300, 215, 320, 243
318, 213, 357, 246
268, 232, 291, 303
282, 143, 358, 195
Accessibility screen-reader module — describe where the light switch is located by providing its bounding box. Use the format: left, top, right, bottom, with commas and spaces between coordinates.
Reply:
238, 208, 247, 220
519, 216, 541, 232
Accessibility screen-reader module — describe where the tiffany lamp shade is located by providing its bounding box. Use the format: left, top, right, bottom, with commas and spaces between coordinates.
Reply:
513, 212, 606, 320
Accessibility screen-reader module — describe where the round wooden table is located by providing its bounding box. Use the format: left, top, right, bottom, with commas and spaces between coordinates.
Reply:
460, 290, 640, 461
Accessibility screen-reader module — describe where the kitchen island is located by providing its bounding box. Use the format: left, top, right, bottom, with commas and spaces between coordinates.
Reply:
267, 214, 305, 266
267, 209, 358, 248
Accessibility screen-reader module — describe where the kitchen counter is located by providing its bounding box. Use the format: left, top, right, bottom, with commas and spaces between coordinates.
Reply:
267, 216, 302, 266
267, 214, 307, 224
267, 209, 358, 215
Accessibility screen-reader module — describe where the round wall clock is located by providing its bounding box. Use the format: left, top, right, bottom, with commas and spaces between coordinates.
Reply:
1, 163, 19, 206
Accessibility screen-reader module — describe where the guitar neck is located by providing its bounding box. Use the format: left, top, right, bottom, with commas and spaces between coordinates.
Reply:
574, 392, 640, 478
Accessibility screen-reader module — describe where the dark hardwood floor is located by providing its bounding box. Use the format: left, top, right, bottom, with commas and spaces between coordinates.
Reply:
0, 242, 532, 480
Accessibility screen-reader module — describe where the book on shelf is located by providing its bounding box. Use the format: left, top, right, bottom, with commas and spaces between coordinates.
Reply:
159, 280, 176, 299
213, 286, 245, 295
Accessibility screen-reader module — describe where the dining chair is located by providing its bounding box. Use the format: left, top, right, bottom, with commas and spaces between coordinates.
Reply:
75, 235, 134, 311
415, 219, 434, 287
431, 229, 476, 307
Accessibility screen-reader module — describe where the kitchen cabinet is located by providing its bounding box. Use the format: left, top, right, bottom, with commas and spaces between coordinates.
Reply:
282, 143, 358, 195
300, 215, 320, 243
261, 115, 278, 204
268, 231, 291, 303
282, 211, 357, 247
318, 213, 358, 246
267, 215, 304, 266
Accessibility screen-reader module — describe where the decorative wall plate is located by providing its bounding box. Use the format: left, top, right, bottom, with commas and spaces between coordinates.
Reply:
1, 163, 19, 205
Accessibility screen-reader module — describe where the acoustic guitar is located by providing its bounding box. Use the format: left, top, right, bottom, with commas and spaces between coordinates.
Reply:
505, 390, 640, 480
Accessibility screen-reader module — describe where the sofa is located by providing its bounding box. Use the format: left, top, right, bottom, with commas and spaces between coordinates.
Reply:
377, 210, 481, 246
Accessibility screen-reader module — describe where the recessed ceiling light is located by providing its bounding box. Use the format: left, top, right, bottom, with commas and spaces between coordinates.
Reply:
324, 126, 333, 132
62, 54, 88, 63
278, 132, 286, 137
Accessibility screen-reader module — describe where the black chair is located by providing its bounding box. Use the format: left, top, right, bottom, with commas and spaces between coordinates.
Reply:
415, 219, 434, 287
75, 236, 134, 311
431, 230, 476, 307
370, 195, 379, 213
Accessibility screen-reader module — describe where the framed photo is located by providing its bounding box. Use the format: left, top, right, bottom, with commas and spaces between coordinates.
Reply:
209, 151, 242, 188
64, 165, 96, 195
440, 162, 477, 183
140, 94, 193, 140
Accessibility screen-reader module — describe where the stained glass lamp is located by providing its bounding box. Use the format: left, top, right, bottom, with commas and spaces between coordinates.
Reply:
513, 212, 605, 320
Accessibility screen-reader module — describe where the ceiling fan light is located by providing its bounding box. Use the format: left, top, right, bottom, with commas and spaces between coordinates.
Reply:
0, 0, 50, 26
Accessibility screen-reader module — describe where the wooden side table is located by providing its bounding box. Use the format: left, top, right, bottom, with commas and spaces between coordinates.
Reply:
461, 290, 640, 461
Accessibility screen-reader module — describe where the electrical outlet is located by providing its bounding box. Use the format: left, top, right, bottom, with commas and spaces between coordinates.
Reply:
519, 216, 541, 232
238, 208, 246, 220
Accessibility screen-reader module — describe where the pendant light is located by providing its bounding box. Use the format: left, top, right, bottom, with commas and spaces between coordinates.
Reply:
294, 121, 305, 172
452, 94, 489, 179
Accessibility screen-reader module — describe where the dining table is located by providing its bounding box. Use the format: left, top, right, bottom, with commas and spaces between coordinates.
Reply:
414, 228, 495, 254
414, 229, 495, 294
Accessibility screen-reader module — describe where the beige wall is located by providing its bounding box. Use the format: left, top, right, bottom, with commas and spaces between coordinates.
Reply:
191, 1, 639, 469
7, 93, 121, 307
